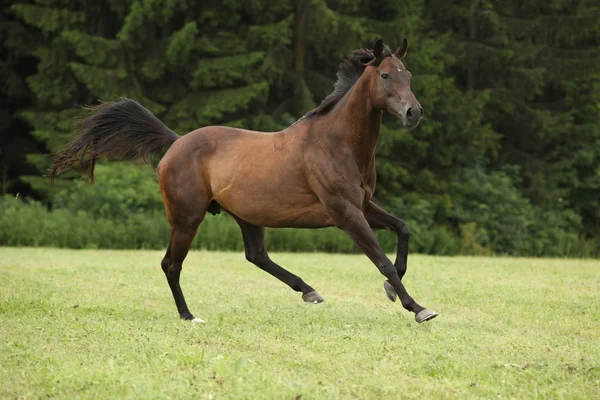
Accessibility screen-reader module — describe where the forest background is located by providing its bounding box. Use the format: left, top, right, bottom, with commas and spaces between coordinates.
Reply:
1, 0, 599, 257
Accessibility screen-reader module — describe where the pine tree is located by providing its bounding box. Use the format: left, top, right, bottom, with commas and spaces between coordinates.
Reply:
6, 0, 123, 197
0, 0, 45, 196
359, 0, 500, 219
113, 0, 296, 133
8, 0, 297, 196
425, 0, 600, 237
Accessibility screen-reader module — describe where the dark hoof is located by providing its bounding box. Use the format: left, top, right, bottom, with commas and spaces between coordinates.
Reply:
181, 313, 205, 323
180, 312, 195, 321
302, 291, 324, 304
415, 309, 438, 323
383, 280, 397, 302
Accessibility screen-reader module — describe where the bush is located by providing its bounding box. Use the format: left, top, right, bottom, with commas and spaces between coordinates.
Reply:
385, 197, 460, 255
452, 165, 584, 256
2, 160, 597, 257
52, 163, 165, 219
0, 196, 373, 253
0, 195, 171, 249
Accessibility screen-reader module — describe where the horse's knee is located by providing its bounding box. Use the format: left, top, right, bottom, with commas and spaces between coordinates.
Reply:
394, 219, 410, 239
378, 262, 400, 281
164, 263, 182, 282
161, 257, 170, 274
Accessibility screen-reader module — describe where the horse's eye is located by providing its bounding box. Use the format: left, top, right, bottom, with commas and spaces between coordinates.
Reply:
381, 73, 389, 79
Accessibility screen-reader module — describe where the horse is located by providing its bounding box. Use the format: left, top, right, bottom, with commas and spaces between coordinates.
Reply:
51, 39, 438, 324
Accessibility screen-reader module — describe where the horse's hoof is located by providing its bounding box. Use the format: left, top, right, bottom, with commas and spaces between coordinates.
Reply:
180, 312, 195, 321
302, 291, 324, 304
180, 313, 205, 323
383, 280, 397, 302
415, 309, 438, 323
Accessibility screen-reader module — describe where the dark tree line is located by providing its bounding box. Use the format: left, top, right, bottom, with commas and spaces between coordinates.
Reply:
1, 0, 599, 256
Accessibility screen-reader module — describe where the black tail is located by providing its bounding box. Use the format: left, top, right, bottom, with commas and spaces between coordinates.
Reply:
50, 98, 179, 183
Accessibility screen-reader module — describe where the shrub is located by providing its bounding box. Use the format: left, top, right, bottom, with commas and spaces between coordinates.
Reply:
2, 160, 596, 257
452, 165, 583, 256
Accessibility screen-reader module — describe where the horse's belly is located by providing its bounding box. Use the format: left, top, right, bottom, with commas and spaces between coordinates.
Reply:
218, 190, 334, 228
206, 134, 334, 227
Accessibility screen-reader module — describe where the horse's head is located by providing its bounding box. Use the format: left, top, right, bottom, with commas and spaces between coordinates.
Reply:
367, 39, 423, 129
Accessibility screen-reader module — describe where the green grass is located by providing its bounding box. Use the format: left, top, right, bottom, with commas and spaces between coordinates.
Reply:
1, 248, 599, 399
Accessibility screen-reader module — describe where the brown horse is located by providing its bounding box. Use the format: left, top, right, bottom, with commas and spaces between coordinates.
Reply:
51, 39, 437, 323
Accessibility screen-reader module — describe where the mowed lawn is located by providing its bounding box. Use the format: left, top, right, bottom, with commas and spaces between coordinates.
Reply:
1, 248, 599, 399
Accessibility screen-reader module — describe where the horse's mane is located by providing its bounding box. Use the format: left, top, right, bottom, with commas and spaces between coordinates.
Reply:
304, 45, 392, 118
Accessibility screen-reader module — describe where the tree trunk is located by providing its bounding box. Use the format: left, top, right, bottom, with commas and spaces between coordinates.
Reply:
292, 0, 313, 115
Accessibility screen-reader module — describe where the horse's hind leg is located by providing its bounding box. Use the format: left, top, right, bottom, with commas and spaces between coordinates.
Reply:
161, 227, 203, 322
233, 216, 323, 303
159, 170, 208, 322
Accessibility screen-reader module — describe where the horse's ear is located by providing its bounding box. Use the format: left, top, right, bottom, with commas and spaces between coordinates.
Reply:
364, 39, 384, 66
372, 39, 384, 59
394, 39, 408, 59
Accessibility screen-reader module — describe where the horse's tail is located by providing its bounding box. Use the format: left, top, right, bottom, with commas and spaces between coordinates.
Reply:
50, 98, 179, 183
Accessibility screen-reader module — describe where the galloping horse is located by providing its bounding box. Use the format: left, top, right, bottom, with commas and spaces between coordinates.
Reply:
51, 39, 438, 323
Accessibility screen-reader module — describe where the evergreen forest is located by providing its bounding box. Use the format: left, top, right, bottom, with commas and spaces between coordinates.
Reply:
1, 0, 599, 256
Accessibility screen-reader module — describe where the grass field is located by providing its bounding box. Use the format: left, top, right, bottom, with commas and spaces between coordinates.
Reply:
1, 248, 599, 399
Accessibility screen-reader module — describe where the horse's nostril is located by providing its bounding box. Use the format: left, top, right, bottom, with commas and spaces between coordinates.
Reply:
419, 107, 424, 117
407, 107, 413, 119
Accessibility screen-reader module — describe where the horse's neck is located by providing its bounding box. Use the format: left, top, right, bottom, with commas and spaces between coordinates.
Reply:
333, 73, 382, 171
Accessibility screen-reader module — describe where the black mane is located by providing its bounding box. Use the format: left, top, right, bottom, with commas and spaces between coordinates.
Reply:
304, 46, 392, 118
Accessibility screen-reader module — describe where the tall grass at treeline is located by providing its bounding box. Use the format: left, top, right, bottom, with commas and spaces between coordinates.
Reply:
2, 162, 597, 257
1, 195, 597, 257
0, 195, 399, 254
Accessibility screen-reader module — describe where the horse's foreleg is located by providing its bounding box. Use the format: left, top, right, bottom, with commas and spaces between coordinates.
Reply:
363, 201, 410, 301
364, 201, 410, 275
335, 207, 437, 323
234, 216, 323, 303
